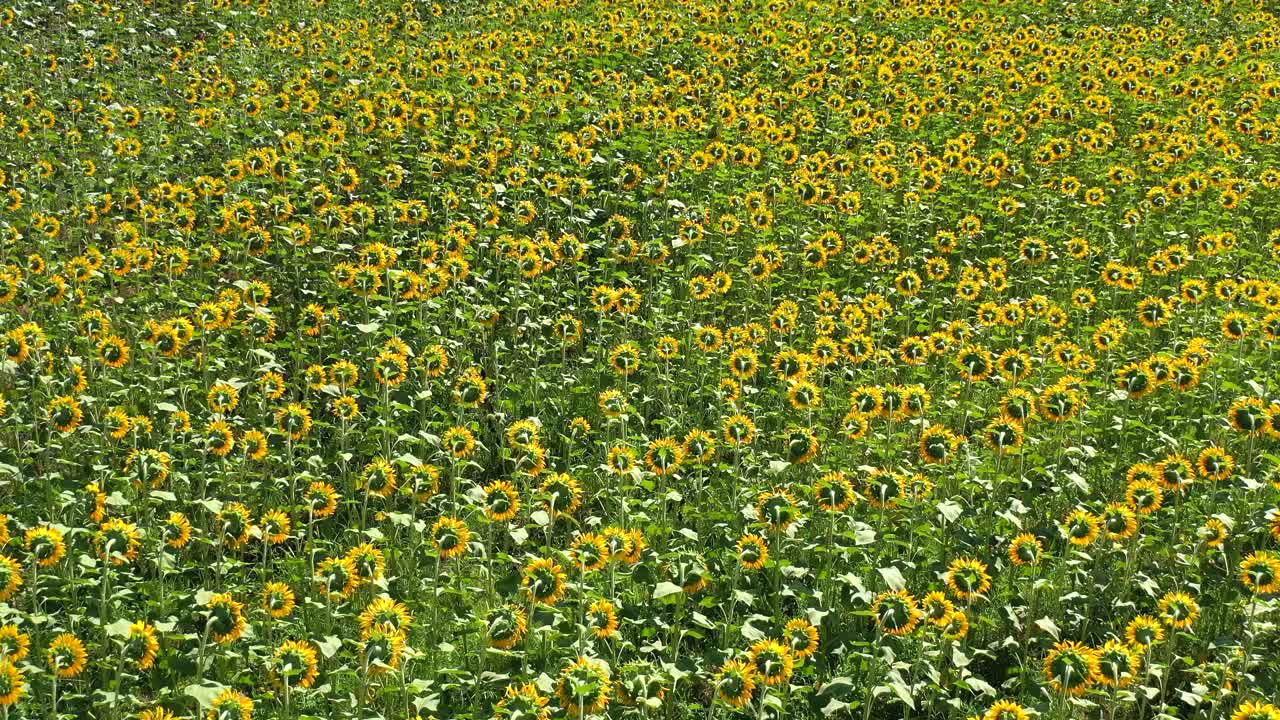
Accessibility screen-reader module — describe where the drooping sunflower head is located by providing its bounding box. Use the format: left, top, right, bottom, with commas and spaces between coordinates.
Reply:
271, 639, 319, 688
123, 621, 160, 671
208, 689, 253, 720
486, 604, 529, 650
47, 633, 88, 678
1042, 640, 1099, 696
556, 656, 612, 716
1008, 533, 1043, 567
1158, 591, 1200, 630
946, 557, 992, 600
872, 589, 920, 636
714, 659, 757, 707
783, 618, 820, 659
495, 681, 550, 720
1094, 639, 1141, 688
1240, 551, 1280, 594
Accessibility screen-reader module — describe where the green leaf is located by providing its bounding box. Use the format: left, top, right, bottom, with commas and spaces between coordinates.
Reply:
1035, 617, 1060, 640
653, 582, 683, 599
316, 635, 342, 658
184, 682, 228, 709
878, 566, 906, 591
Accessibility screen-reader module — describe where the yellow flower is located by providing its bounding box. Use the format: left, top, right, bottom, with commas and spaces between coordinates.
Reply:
1158, 591, 1200, 630
946, 557, 992, 601
0, 660, 24, 706
25, 526, 66, 568
523, 557, 567, 605
271, 640, 319, 689
124, 621, 160, 671
714, 659, 757, 707
206, 593, 247, 644
1042, 640, 1098, 696
47, 633, 88, 678
430, 517, 471, 560
262, 582, 296, 619
783, 618, 820, 659
208, 689, 253, 720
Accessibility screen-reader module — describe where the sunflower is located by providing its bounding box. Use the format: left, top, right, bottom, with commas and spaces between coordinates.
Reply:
872, 589, 920, 636
0, 625, 28, 663
259, 582, 296, 619
984, 700, 1030, 720
47, 633, 88, 678
1231, 702, 1280, 720
208, 689, 253, 720
1240, 551, 1280, 594
1126, 479, 1163, 515
1062, 508, 1101, 546
722, 414, 756, 445
241, 429, 270, 460
257, 510, 290, 545
755, 488, 799, 531
940, 610, 970, 640
1197, 446, 1235, 481
1158, 591, 1200, 630
918, 425, 961, 465
1008, 534, 1043, 567
123, 621, 160, 671
359, 597, 413, 636
0, 661, 23, 706
162, 512, 192, 549
360, 459, 398, 498
1156, 454, 1196, 492
606, 444, 637, 475
946, 557, 992, 600
748, 639, 794, 685
556, 656, 612, 716
1125, 615, 1164, 648
523, 557, 567, 605
921, 591, 956, 626
362, 623, 406, 675
442, 425, 477, 459
275, 403, 313, 440
644, 438, 684, 476
714, 659, 757, 707
495, 682, 550, 720
571, 533, 610, 573
271, 639, 319, 689
25, 526, 66, 568
206, 593, 247, 644
483, 480, 521, 522
431, 517, 471, 560
1042, 640, 1098, 696
1228, 397, 1270, 435
47, 395, 84, 433
587, 599, 619, 639
97, 334, 130, 367
864, 468, 905, 508
486, 604, 529, 650
1094, 639, 1141, 688
347, 543, 386, 585
1101, 503, 1139, 541
783, 617, 820, 659
814, 471, 855, 512
315, 556, 359, 597
217, 503, 254, 549
539, 473, 582, 516
207, 382, 241, 414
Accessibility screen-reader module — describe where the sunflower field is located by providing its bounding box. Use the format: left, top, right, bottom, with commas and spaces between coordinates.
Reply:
2, 0, 1280, 718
